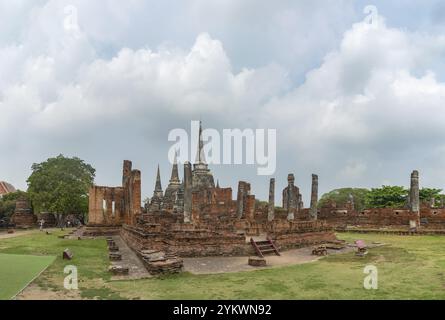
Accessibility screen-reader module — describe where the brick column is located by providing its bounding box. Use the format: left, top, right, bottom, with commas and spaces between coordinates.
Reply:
310, 174, 318, 220
268, 178, 275, 222
184, 162, 193, 223
410, 170, 420, 224
131, 170, 141, 225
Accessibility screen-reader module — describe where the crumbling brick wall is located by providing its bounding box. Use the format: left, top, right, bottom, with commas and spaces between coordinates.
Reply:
88, 186, 124, 226
121, 223, 252, 257
267, 220, 336, 250
418, 208, 445, 229
191, 187, 237, 222
317, 206, 429, 228
88, 160, 141, 227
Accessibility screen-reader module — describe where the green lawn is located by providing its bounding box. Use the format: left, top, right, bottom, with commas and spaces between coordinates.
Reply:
0, 229, 110, 299
1, 230, 445, 299
0, 253, 55, 300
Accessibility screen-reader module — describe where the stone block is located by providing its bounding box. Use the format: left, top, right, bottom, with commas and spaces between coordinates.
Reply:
143, 257, 184, 275
109, 245, 119, 252
248, 257, 267, 267
63, 249, 73, 260
109, 252, 122, 261
109, 265, 129, 275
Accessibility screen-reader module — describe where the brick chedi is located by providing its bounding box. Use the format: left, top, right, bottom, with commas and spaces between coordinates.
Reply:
162, 153, 184, 213
11, 197, 36, 228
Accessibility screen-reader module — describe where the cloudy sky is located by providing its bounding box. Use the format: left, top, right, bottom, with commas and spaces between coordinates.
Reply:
1, 0, 445, 204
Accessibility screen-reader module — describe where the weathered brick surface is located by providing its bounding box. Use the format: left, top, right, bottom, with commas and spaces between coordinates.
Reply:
88, 161, 373, 259
10, 198, 37, 228
88, 160, 141, 227
82, 225, 121, 236
119, 213, 337, 257
121, 224, 252, 257
313, 201, 445, 230
273, 231, 337, 250
88, 186, 124, 226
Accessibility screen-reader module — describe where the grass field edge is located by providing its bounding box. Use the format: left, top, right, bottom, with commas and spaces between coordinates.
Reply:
10, 255, 56, 301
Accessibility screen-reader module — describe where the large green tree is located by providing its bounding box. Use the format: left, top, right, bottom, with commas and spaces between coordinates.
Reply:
365, 186, 408, 208
27, 155, 95, 225
318, 188, 370, 211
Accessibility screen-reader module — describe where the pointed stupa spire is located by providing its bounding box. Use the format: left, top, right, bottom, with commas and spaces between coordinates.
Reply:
150, 165, 164, 210
195, 121, 207, 165
169, 152, 180, 184
154, 165, 163, 197
216, 180, 220, 188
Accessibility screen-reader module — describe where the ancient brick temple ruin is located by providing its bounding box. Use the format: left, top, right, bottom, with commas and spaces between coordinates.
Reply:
86, 123, 336, 259
87, 124, 445, 265
88, 160, 141, 230
317, 170, 445, 231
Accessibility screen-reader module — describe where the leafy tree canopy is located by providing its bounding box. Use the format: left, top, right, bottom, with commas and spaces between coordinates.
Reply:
365, 186, 408, 208
27, 155, 95, 217
319, 188, 370, 211
365, 186, 444, 208
419, 188, 443, 203
319, 186, 445, 210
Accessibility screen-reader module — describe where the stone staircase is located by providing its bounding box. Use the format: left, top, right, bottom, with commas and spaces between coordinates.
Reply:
250, 237, 280, 258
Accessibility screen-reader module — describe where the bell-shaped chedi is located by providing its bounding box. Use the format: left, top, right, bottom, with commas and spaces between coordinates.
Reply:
163, 153, 183, 211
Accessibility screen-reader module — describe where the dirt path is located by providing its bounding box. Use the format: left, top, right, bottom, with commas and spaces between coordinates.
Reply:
183, 246, 356, 274
0, 228, 66, 240
0, 229, 39, 240
16, 283, 82, 300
